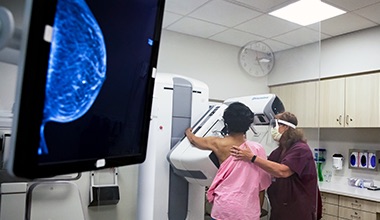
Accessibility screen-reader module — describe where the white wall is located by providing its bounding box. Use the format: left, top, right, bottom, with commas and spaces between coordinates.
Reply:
321, 26, 380, 78
269, 42, 321, 85
269, 26, 380, 85
304, 128, 380, 185
157, 30, 270, 101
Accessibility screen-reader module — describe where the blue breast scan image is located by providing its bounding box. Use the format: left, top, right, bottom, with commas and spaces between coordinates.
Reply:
39, 0, 107, 155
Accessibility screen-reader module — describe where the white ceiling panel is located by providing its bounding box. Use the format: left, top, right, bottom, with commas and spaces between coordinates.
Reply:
229, 0, 297, 12
273, 27, 328, 47
188, 0, 262, 27
162, 0, 380, 52
354, 2, 380, 24
235, 14, 301, 38
164, 0, 210, 15
319, 13, 378, 36
162, 12, 183, 28
2, 0, 380, 54
166, 17, 227, 39
322, 0, 380, 11
209, 29, 265, 47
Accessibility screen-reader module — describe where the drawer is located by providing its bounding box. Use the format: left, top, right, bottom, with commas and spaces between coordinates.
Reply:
339, 196, 377, 212
338, 206, 377, 220
321, 192, 339, 204
322, 203, 339, 216
321, 214, 338, 220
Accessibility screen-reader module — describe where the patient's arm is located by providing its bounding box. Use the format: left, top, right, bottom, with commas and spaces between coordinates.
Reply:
185, 128, 218, 151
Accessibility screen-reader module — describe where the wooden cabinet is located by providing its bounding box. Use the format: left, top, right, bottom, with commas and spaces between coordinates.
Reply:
322, 204, 339, 220
319, 78, 345, 127
339, 196, 378, 212
270, 84, 293, 113
345, 73, 380, 127
320, 192, 379, 220
270, 81, 318, 128
339, 196, 377, 220
319, 73, 380, 128
321, 192, 339, 220
271, 72, 380, 128
338, 207, 377, 220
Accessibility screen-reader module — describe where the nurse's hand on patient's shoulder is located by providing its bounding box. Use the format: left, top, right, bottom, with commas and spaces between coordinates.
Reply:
230, 145, 254, 161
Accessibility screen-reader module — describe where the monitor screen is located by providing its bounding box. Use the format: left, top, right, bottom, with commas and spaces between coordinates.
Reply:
7, 0, 165, 179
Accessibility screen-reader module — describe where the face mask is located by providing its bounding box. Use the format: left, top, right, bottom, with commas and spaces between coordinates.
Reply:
270, 119, 296, 142
271, 125, 282, 142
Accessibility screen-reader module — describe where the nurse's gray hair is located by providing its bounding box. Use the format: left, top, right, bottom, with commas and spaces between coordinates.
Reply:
276, 112, 306, 149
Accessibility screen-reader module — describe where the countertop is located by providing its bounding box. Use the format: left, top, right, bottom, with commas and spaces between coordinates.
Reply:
319, 181, 380, 202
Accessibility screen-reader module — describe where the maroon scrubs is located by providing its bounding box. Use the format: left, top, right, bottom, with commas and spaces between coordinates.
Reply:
267, 141, 320, 220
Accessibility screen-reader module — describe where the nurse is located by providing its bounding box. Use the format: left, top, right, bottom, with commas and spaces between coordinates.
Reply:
231, 111, 322, 220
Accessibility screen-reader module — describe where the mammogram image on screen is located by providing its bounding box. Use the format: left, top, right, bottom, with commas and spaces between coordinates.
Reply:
7, 0, 162, 178
35, 0, 158, 164
39, 0, 106, 155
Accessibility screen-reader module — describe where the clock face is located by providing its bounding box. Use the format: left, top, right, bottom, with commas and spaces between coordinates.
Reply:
239, 41, 275, 77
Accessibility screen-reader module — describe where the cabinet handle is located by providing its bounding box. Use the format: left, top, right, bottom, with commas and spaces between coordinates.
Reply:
350, 214, 361, 219
346, 115, 349, 125
351, 202, 361, 208
338, 115, 342, 125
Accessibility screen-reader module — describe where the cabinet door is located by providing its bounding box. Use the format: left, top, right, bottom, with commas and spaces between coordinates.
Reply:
338, 207, 376, 220
339, 196, 378, 212
322, 203, 339, 216
270, 84, 294, 113
271, 82, 318, 127
345, 73, 380, 127
321, 192, 339, 205
292, 81, 318, 127
319, 78, 345, 127
321, 214, 338, 220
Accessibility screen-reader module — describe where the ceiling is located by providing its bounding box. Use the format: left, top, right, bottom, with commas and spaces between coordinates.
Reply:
162, 0, 380, 52
1, 0, 380, 56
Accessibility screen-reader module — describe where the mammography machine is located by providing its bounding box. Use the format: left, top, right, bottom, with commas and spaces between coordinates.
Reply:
138, 72, 284, 219
168, 93, 284, 187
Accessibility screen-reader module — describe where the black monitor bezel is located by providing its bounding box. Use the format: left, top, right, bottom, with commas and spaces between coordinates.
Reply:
8, 0, 165, 179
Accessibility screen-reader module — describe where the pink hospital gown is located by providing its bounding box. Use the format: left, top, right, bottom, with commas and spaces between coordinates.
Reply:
207, 140, 271, 220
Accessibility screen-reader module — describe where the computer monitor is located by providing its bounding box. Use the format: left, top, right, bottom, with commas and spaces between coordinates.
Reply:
6, 0, 165, 179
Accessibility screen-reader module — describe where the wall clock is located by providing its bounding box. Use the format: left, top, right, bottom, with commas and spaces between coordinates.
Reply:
238, 41, 275, 77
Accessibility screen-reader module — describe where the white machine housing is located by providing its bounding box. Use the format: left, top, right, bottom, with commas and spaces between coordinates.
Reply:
167, 104, 225, 187
225, 94, 284, 125
137, 72, 284, 219
137, 73, 209, 220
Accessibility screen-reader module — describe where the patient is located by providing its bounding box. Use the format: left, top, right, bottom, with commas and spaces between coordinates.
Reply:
185, 102, 271, 220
